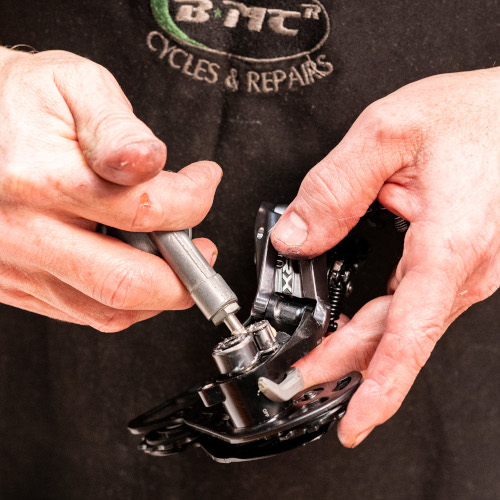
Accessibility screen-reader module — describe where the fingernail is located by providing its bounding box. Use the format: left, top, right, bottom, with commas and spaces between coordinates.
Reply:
97, 141, 165, 183
111, 138, 163, 157
210, 250, 218, 266
273, 211, 308, 247
340, 426, 375, 448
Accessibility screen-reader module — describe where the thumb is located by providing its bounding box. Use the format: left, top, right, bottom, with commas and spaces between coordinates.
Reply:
271, 105, 410, 257
56, 59, 166, 185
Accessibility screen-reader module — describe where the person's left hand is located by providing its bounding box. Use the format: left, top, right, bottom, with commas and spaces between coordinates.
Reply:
270, 67, 500, 448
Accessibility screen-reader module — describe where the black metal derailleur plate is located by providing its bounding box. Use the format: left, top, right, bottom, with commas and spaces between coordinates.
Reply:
186, 372, 361, 444
128, 389, 201, 457
128, 373, 361, 462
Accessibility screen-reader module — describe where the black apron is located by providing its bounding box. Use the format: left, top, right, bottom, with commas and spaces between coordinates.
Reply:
0, 1, 498, 499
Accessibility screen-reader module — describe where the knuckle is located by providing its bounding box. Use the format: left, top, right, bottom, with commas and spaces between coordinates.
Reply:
299, 164, 355, 220
172, 292, 195, 311
2, 53, 38, 91
301, 165, 338, 210
359, 99, 394, 136
467, 224, 496, 266
361, 377, 405, 424
65, 56, 107, 81
187, 201, 212, 227
434, 225, 492, 283
360, 98, 393, 124
297, 155, 372, 225
36, 49, 85, 65
201, 161, 223, 187
127, 201, 165, 232
416, 324, 443, 363
180, 163, 221, 201
95, 262, 145, 310
461, 264, 500, 305
39, 51, 106, 87
475, 279, 500, 302
85, 106, 131, 145
0, 162, 47, 204
189, 161, 223, 188
91, 310, 136, 333
168, 200, 209, 230
380, 330, 406, 365
78, 63, 132, 112
359, 98, 421, 147
388, 320, 441, 375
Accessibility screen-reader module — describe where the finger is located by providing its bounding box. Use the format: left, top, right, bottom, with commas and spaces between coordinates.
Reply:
1, 284, 161, 332
3, 216, 218, 312
295, 296, 391, 386
0, 288, 84, 325
50, 231, 216, 312
271, 103, 415, 257
28, 271, 163, 332
54, 55, 166, 185
337, 263, 458, 448
0, 265, 163, 331
56, 161, 222, 231
325, 313, 349, 336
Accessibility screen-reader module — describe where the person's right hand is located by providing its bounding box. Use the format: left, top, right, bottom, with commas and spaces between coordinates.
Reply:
0, 47, 222, 331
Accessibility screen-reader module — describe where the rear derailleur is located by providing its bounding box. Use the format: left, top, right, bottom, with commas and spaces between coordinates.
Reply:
128, 203, 369, 463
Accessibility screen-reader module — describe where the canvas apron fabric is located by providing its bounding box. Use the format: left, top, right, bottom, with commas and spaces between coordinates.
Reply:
0, 1, 498, 499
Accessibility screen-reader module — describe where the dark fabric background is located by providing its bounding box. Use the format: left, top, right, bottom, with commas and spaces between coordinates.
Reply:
0, 1, 498, 499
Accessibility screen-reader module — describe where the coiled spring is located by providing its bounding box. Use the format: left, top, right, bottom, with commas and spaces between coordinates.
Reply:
328, 281, 345, 332
393, 216, 409, 233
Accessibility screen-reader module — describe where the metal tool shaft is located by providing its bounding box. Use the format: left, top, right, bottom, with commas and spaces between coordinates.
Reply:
148, 231, 245, 335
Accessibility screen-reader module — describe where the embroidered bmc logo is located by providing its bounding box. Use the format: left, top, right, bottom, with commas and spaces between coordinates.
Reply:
151, 0, 330, 62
